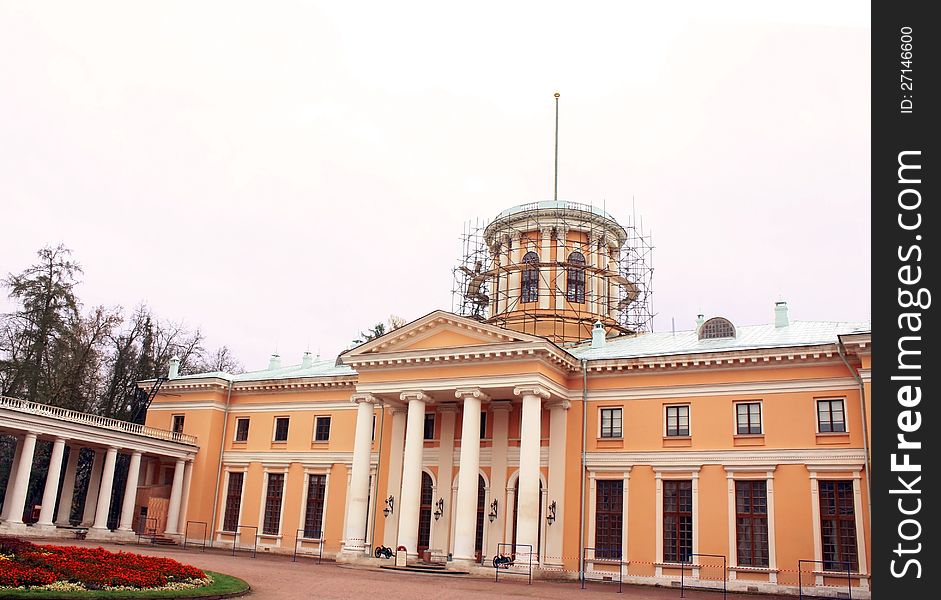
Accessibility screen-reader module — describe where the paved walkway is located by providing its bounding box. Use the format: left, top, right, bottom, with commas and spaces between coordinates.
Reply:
58, 539, 788, 600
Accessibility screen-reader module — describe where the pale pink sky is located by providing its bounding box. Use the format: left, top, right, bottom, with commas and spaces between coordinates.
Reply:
0, 1, 871, 370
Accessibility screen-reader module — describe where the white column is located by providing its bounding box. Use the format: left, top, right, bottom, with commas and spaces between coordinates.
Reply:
434, 403, 457, 553
36, 437, 67, 527
545, 400, 570, 567
56, 446, 81, 525
81, 449, 105, 526
397, 390, 430, 557
144, 460, 156, 486
556, 228, 569, 310
91, 446, 118, 530
488, 401, 512, 557
453, 388, 487, 561
3, 432, 37, 526
383, 407, 407, 545
1, 435, 24, 521
343, 393, 377, 553
163, 458, 186, 535
117, 451, 143, 531
514, 385, 549, 558
176, 460, 194, 534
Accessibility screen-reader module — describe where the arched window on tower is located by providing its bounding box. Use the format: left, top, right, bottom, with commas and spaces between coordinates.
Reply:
566, 251, 586, 303
520, 251, 539, 303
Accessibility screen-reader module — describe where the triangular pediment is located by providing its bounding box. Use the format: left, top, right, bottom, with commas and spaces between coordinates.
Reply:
344, 310, 546, 356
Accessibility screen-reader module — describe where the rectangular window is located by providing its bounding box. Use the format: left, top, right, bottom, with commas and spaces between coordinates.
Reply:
735, 480, 769, 567
600, 407, 623, 438
665, 405, 690, 437
314, 416, 331, 442
736, 402, 762, 435
273, 417, 290, 442
372, 415, 376, 441
663, 480, 693, 563
222, 472, 244, 532
480, 411, 488, 439
423, 413, 435, 440
303, 474, 327, 539
817, 399, 846, 433
594, 480, 623, 560
172, 414, 185, 434
262, 473, 285, 535
234, 418, 250, 442
819, 481, 858, 571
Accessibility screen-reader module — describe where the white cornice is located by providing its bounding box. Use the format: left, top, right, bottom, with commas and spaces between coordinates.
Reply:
586, 448, 866, 468
221, 450, 376, 466
586, 377, 859, 401
354, 372, 571, 401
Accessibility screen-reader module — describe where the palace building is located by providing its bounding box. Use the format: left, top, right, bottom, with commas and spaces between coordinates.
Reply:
0, 200, 871, 597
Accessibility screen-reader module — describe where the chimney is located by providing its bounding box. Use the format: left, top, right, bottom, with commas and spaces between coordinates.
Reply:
695, 314, 705, 329
591, 321, 606, 349
268, 353, 282, 371
301, 351, 314, 368
168, 356, 180, 379
774, 301, 789, 328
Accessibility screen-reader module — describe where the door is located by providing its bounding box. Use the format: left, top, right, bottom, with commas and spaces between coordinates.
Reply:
417, 472, 433, 555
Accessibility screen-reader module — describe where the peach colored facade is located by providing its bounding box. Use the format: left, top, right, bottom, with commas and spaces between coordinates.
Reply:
141, 310, 871, 596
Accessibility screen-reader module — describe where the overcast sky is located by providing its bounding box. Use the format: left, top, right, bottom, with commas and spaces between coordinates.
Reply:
0, 1, 871, 371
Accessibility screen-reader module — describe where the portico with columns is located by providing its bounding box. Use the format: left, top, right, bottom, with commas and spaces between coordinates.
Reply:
0, 396, 197, 540
337, 311, 577, 570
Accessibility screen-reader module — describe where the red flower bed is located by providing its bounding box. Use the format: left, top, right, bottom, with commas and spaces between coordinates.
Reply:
0, 536, 206, 589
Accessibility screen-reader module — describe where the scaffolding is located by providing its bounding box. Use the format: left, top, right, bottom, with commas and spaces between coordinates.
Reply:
452, 200, 654, 346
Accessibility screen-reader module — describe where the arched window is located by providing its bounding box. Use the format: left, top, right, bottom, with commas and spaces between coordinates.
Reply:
566, 251, 586, 303
699, 317, 736, 339
520, 251, 539, 303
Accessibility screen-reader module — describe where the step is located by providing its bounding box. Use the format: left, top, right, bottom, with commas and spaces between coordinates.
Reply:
380, 565, 470, 576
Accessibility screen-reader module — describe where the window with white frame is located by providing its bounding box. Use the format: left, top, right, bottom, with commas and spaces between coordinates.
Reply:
314, 416, 331, 442
423, 413, 435, 440
817, 399, 846, 433
303, 474, 327, 539
262, 473, 285, 535
273, 416, 290, 441
222, 472, 243, 532
234, 417, 250, 442
665, 405, 690, 437
172, 414, 185, 434
600, 407, 622, 438
736, 402, 762, 435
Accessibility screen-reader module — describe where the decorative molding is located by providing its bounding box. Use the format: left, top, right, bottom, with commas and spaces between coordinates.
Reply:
455, 387, 490, 401
513, 384, 551, 399
350, 393, 378, 405
586, 448, 866, 468
400, 390, 433, 403
586, 377, 859, 401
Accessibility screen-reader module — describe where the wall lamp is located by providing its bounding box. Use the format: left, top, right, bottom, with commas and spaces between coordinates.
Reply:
488, 499, 499, 523
383, 495, 395, 518
433, 498, 445, 521
546, 500, 557, 526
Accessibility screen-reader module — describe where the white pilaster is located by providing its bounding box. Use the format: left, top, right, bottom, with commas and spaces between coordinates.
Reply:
383, 407, 407, 545
539, 228, 552, 309
545, 400, 570, 566
91, 446, 118, 530
56, 445, 81, 525
453, 388, 488, 562
434, 403, 457, 553
81, 449, 104, 526
508, 231, 522, 309
36, 437, 67, 527
343, 393, 377, 554
118, 451, 143, 531
555, 228, 569, 310
163, 458, 186, 535
514, 385, 549, 558
397, 390, 430, 557
3, 432, 37, 526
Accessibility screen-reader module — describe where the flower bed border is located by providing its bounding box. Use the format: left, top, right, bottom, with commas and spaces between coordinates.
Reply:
0, 570, 250, 600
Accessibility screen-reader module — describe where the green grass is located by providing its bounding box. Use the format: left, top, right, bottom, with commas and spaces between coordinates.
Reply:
0, 571, 249, 600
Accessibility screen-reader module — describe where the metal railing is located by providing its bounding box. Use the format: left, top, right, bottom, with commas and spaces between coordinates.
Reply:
798, 559, 854, 600
292, 529, 324, 564
217, 525, 258, 558
183, 521, 208, 551
679, 553, 727, 600
136, 516, 158, 544
493, 543, 533, 585
0, 396, 198, 445
581, 547, 623, 593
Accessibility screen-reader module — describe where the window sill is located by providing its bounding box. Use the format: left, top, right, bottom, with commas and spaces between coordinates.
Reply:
258, 533, 282, 540
662, 436, 692, 447
812, 570, 869, 579
271, 440, 288, 445
656, 561, 702, 569
815, 433, 850, 445
232, 440, 248, 445
729, 565, 779, 574
298, 536, 324, 543
311, 440, 329, 445
733, 435, 765, 447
